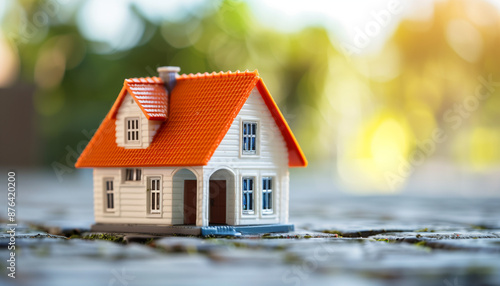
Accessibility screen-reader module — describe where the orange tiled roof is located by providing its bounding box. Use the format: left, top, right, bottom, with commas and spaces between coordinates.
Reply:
110, 77, 168, 120
75, 70, 307, 168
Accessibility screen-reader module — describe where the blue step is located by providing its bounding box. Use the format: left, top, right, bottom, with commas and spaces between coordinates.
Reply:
201, 224, 294, 237
201, 226, 241, 236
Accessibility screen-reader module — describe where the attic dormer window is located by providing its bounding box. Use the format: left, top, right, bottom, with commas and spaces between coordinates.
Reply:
126, 117, 140, 143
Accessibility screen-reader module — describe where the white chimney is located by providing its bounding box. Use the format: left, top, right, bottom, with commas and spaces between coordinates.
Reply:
157, 66, 180, 92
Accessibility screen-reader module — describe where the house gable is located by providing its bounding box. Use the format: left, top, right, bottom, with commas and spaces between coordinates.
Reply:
115, 93, 163, 149
254, 80, 307, 167
207, 87, 288, 168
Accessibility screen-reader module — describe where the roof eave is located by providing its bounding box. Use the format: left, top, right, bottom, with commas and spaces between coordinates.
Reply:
255, 79, 308, 168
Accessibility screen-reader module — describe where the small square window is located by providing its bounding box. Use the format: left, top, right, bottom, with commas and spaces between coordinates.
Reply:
125, 168, 141, 181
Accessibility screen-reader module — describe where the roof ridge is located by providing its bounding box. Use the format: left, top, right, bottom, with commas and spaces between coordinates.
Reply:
178, 69, 259, 80
124, 70, 259, 83
124, 76, 163, 85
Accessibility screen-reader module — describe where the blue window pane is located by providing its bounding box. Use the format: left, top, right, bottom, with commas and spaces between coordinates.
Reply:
268, 193, 272, 209
249, 193, 253, 210
242, 178, 255, 212
251, 137, 255, 151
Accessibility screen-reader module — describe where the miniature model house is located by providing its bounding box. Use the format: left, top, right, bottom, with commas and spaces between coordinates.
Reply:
75, 67, 307, 234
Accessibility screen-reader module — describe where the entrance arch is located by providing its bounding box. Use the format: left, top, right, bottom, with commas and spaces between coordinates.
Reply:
173, 168, 198, 225
208, 169, 235, 225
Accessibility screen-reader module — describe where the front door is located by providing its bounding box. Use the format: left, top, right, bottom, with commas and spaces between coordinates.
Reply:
184, 180, 197, 225
209, 180, 226, 225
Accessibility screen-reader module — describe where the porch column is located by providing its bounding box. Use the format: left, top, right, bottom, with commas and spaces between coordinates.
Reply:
195, 168, 208, 226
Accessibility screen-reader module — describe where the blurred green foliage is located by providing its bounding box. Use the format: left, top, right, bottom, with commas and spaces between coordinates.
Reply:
2, 0, 500, 191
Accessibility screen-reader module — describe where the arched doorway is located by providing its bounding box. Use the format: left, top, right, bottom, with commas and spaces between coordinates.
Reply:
208, 169, 235, 225
173, 168, 197, 225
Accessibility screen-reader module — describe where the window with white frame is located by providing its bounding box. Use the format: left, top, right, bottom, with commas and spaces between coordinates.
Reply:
126, 118, 140, 143
125, 168, 141, 182
242, 121, 257, 154
242, 177, 254, 214
262, 177, 273, 214
149, 178, 161, 213
104, 179, 114, 211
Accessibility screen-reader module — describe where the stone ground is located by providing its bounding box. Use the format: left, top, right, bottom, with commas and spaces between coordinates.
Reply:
0, 169, 499, 286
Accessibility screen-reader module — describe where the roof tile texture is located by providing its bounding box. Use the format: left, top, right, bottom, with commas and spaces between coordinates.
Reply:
126, 80, 168, 120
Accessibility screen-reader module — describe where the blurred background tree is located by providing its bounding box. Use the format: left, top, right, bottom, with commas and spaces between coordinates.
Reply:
1, 0, 499, 194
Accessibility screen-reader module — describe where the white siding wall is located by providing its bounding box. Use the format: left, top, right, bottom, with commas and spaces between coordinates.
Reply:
204, 87, 289, 226
208, 88, 288, 168
115, 93, 162, 149
93, 167, 203, 225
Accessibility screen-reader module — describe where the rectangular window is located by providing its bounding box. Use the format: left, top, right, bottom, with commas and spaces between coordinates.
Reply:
126, 118, 140, 143
125, 168, 141, 181
242, 122, 257, 154
105, 179, 114, 211
262, 177, 273, 214
242, 177, 254, 214
149, 178, 161, 213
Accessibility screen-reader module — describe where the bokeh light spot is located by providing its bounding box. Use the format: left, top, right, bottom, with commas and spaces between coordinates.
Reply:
446, 19, 483, 63
370, 117, 409, 171
0, 35, 19, 87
